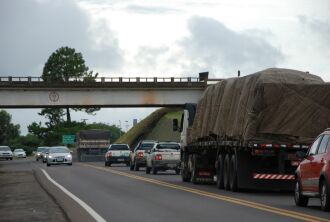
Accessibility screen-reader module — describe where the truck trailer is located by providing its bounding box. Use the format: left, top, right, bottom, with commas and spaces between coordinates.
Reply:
174, 68, 330, 191
76, 130, 111, 162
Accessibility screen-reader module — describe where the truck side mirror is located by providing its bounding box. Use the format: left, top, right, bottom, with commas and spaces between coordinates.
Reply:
173, 119, 179, 131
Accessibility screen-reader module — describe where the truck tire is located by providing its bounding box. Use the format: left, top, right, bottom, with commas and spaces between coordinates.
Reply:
223, 154, 231, 190
181, 168, 191, 182
229, 154, 238, 192
216, 154, 225, 189
129, 161, 134, 171
191, 155, 198, 184
134, 162, 139, 171
152, 165, 157, 175
146, 166, 151, 174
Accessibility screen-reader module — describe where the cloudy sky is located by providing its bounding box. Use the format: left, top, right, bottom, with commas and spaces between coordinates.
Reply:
1, 0, 330, 134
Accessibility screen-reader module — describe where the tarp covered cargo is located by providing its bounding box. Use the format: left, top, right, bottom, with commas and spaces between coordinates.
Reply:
189, 68, 330, 144
77, 130, 111, 141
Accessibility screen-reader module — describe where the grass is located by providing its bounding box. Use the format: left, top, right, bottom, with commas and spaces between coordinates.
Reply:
145, 111, 182, 142
115, 108, 182, 148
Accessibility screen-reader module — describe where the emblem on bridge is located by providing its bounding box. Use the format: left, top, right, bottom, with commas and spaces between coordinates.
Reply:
49, 91, 59, 102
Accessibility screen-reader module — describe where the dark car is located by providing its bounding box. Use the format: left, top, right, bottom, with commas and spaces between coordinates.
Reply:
295, 128, 330, 211
129, 140, 157, 171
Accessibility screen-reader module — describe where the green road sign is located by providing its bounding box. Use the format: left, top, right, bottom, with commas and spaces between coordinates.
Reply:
62, 135, 75, 144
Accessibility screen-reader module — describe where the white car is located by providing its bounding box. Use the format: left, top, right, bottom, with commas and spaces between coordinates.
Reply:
46, 146, 72, 166
0, 146, 13, 160
13, 149, 26, 158
146, 142, 181, 175
105, 144, 130, 167
36, 146, 49, 161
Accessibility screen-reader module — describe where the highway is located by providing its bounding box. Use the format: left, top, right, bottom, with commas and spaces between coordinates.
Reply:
1, 159, 330, 222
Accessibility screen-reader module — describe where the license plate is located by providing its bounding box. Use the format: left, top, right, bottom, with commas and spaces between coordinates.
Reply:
57, 158, 64, 162
118, 159, 124, 161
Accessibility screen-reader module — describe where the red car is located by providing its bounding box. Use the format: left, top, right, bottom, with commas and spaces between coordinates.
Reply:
295, 128, 330, 211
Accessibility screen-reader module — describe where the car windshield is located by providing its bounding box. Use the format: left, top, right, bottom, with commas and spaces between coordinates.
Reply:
139, 143, 155, 150
109, 144, 129, 151
156, 144, 180, 150
0, 147, 11, 151
49, 148, 69, 154
37, 147, 47, 152
14, 149, 24, 152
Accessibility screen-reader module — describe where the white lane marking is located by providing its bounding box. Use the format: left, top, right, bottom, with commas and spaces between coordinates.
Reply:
41, 168, 106, 222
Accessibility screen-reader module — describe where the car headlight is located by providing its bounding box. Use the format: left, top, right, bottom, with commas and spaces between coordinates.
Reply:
67, 154, 72, 158
37, 153, 40, 156
48, 155, 52, 158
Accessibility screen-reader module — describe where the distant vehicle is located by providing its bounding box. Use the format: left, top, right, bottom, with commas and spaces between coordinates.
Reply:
295, 128, 330, 211
13, 149, 26, 158
0, 146, 13, 160
46, 146, 72, 167
41, 147, 50, 163
105, 144, 130, 167
76, 130, 111, 162
146, 142, 181, 175
36, 147, 49, 161
130, 140, 157, 171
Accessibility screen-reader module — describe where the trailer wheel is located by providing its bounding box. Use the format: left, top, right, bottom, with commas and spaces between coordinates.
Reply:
223, 154, 231, 190
191, 155, 198, 184
229, 154, 238, 192
129, 161, 134, 171
146, 166, 151, 174
181, 153, 191, 182
181, 168, 191, 182
216, 154, 225, 189
134, 162, 139, 171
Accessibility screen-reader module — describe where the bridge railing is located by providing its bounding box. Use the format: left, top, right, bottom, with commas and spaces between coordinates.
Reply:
0, 76, 201, 83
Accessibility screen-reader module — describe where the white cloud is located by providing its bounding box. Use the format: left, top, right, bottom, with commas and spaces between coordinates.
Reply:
0, 0, 122, 76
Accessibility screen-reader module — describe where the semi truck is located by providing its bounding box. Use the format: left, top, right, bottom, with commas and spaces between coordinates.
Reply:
173, 68, 330, 191
76, 130, 111, 162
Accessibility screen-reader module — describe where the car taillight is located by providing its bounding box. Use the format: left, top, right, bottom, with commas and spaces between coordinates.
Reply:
138, 152, 144, 158
155, 154, 162, 161
107, 152, 112, 157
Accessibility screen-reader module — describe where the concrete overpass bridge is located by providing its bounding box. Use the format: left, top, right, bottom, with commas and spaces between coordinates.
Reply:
0, 74, 218, 108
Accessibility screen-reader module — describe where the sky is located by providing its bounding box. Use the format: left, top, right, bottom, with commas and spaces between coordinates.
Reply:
1, 0, 330, 134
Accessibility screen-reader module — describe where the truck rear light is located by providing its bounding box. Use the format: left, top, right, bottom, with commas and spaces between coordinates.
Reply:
138, 152, 144, 158
155, 154, 162, 160
198, 171, 211, 176
273, 144, 280, 148
260, 144, 272, 148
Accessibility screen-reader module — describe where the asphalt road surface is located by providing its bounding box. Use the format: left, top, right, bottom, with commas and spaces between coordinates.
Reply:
1, 159, 330, 222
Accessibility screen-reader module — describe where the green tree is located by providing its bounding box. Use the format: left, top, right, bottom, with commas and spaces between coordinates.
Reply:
0, 110, 20, 144
10, 134, 42, 156
41, 46, 99, 123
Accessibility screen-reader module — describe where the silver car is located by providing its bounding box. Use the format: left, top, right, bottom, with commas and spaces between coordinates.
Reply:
13, 149, 26, 158
36, 146, 50, 162
46, 146, 72, 166
0, 146, 13, 160
145, 142, 181, 175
